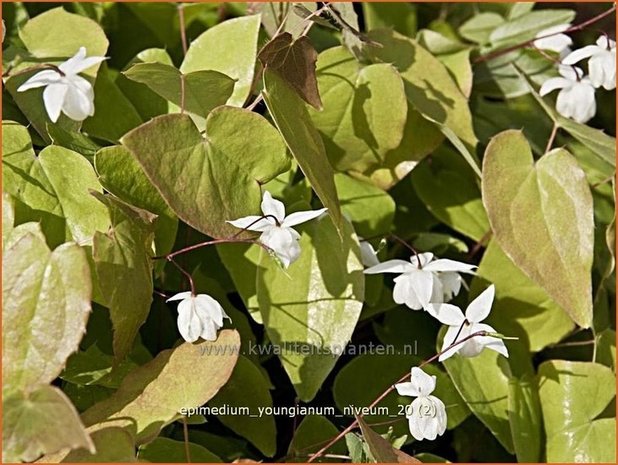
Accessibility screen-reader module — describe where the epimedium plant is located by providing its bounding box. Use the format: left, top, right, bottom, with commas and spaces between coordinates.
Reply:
2, 1, 616, 463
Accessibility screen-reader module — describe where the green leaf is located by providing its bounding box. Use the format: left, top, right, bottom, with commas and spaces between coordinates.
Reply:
122, 108, 290, 238
61, 344, 139, 389
530, 87, 616, 170
3, 227, 91, 394
367, 29, 477, 152
209, 356, 276, 456
335, 173, 395, 238
596, 329, 616, 370
82, 63, 144, 143
95, 145, 178, 261
472, 240, 574, 351
82, 330, 240, 444
459, 13, 505, 44
288, 416, 347, 462
123, 63, 235, 118
5, 7, 108, 140
507, 375, 543, 462
489, 9, 576, 46
139, 437, 221, 463
362, 3, 417, 37
92, 193, 155, 362
181, 15, 261, 107
309, 46, 407, 172
3, 386, 94, 462
333, 354, 470, 438
47, 124, 102, 161
482, 130, 594, 328
217, 243, 263, 323
2, 192, 15, 247
411, 146, 489, 242
259, 32, 323, 110
442, 334, 514, 454
263, 69, 343, 233
257, 2, 317, 38
61, 427, 136, 462
256, 216, 364, 401
3, 122, 110, 248
538, 360, 616, 462
356, 416, 420, 463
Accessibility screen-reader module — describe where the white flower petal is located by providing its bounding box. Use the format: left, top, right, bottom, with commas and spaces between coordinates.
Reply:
395, 381, 422, 398
167, 291, 193, 302
409, 270, 434, 309
439, 272, 462, 301
410, 367, 436, 396
409, 252, 434, 268
200, 319, 219, 341
363, 259, 415, 275
423, 258, 476, 273
474, 323, 510, 358
427, 303, 465, 326
17, 70, 61, 91
194, 294, 226, 327
59, 47, 106, 74
43, 83, 69, 123
177, 298, 202, 343
428, 395, 448, 436
359, 241, 380, 267
392, 274, 423, 310
539, 76, 571, 96
465, 284, 495, 323
62, 85, 94, 121
260, 226, 301, 268
282, 208, 327, 227
438, 324, 468, 362
562, 45, 599, 65
227, 215, 275, 232
260, 191, 285, 222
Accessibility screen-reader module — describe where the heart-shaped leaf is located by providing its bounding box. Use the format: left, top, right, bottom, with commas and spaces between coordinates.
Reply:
92, 193, 155, 362
263, 70, 342, 233
538, 360, 616, 462
3, 386, 94, 462
3, 226, 91, 394
309, 46, 407, 172
82, 330, 240, 444
123, 62, 235, 117
181, 15, 261, 107
256, 215, 364, 401
122, 107, 290, 238
259, 32, 322, 109
482, 130, 594, 328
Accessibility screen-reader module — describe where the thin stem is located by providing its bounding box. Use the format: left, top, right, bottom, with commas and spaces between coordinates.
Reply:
474, 5, 617, 64
182, 417, 192, 462
178, 3, 188, 56
3, 63, 65, 78
169, 257, 196, 296
307, 330, 491, 462
154, 214, 280, 261
388, 234, 423, 268
545, 122, 559, 154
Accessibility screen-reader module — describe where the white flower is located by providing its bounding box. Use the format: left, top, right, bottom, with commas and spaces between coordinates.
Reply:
540, 65, 596, 123
167, 291, 230, 343
227, 191, 327, 268
563, 35, 616, 90
427, 285, 509, 362
534, 23, 573, 57
359, 240, 380, 267
363, 252, 475, 310
395, 367, 447, 441
17, 47, 106, 122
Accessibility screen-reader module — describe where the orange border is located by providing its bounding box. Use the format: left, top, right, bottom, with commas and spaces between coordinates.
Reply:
0, 1, 616, 465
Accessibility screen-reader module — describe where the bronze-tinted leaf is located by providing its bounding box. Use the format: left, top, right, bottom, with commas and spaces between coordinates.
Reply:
258, 32, 322, 109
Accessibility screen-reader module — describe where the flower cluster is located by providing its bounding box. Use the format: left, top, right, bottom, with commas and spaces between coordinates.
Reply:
535, 26, 615, 123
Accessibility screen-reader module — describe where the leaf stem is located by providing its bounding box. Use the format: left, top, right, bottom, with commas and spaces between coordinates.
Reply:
474, 5, 617, 64
545, 122, 559, 154
307, 330, 492, 462
182, 416, 192, 462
